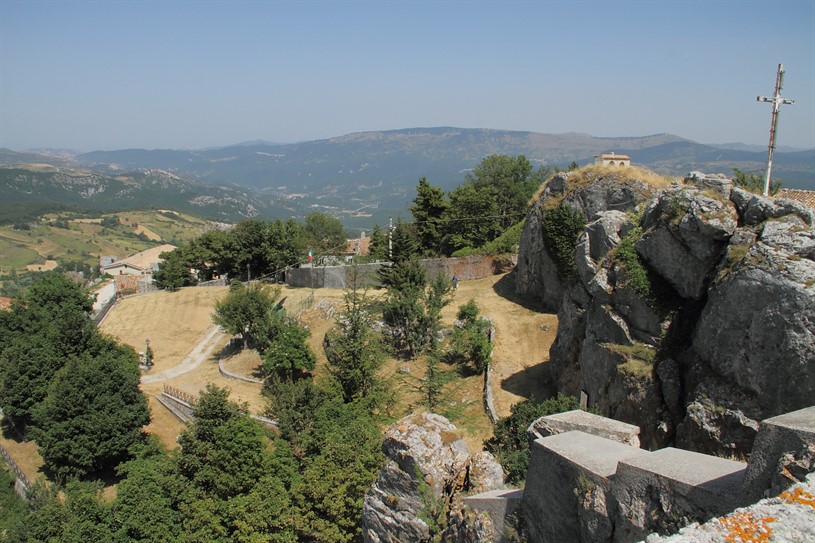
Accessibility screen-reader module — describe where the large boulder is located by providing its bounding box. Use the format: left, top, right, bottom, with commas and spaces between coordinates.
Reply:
362, 413, 504, 543
516, 170, 659, 310
637, 189, 738, 300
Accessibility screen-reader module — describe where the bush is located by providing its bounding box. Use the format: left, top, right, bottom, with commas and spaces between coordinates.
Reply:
540, 204, 586, 280
446, 300, 491, 374
485, 394, 581, 484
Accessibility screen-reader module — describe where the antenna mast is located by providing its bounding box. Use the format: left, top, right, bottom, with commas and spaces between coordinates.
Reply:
757, 63, 795, 196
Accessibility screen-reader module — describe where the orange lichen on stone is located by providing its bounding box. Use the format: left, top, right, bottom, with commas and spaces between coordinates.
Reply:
718, 511, 775, 543
779, 486, 815, 509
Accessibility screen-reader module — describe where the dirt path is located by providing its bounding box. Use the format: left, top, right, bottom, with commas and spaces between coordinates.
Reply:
443, 273, 558, 418
141, 325, 227, 384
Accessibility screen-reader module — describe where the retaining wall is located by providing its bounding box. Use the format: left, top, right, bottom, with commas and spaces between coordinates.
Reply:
286, 255, 516, 289
465, 406, 815, 543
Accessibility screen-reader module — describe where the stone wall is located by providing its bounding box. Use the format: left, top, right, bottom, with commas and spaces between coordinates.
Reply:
465, 406, 815, 543
285, 255, 514, 289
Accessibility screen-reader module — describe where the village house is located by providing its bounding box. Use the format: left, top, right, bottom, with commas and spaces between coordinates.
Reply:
101, 244, 176, 280
594, 152, 631, 167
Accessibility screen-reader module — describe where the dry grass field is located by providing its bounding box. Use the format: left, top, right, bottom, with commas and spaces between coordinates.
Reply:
97, 274, 557, 455
0, 273, 557, 487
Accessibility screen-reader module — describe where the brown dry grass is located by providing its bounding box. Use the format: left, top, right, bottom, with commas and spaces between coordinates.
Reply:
531, 164, 676, 205
98, 275, 557, 453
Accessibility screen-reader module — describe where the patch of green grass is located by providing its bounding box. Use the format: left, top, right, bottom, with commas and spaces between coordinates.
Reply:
0, 240, 39, 271
603, 342, 656, 379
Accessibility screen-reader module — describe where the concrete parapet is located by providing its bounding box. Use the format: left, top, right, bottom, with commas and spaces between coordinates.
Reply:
740, 405, 815, 502
528, 409, 641, 448
463, 489, 523, 542
521, 431, 648, 543
611, 448, 746, 543
512, 408, 815, 543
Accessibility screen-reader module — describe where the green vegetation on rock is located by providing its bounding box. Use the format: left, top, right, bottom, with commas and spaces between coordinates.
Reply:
540, 204, 586, 280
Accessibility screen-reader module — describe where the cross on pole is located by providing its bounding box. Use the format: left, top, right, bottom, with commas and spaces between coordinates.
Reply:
757, 63, 795, 196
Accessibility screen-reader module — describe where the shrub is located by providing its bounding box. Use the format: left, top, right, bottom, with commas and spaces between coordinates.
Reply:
540, 204, 586, 280
485, 394, 581, 484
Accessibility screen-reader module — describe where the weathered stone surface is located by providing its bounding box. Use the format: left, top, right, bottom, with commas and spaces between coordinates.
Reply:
692, 244, 815, 416
521, 169, 815, 463
759, 215, 815, 260
612, 447, 747, 543
516, 171, 657, 310
461, 489, 524, 543
636, 190, 736, 300
683, 171, 733, 198
362, 413, 504, 543
515, 198, 566, 311
527, 409, 640, 447
741, 406, 815, 502
644, 473, 815, 543
676, 389, 760, 458
521, 431, 648, 543
731, 187, 815, 226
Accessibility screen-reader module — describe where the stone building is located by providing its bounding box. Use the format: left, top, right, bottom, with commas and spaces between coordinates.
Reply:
594, 152, 631, 167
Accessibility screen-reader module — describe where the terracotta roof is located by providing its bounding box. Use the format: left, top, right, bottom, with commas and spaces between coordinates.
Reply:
103, 244, 177, 272
776, 188, 815, 209
0, 297, 12, 312
596, 153, 631, 160
346, 236, 371, 256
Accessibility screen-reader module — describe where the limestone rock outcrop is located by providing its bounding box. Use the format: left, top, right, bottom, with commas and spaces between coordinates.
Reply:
362, 412, 504, 543
516, 167, 815, 456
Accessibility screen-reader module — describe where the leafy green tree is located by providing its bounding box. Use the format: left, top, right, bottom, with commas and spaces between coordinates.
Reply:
15, 480, 115, 543
466, 155, 548, 230
485, 394, 581, 484
264, 218, 308, 273
111, 442, 181, 543
732, 167, 781, 195
228, 220, 270, 280
154, 248, 196, 290
325, 272, 385, 402
380, 261, 451, 359
304, 212, 347, 255
568, 160, 580, 171
0, 466, 27, 538
31, 341, 150, 480
285, 396, 383, 542
212, 281, 281, 349
443, 183, 501, 253
411, 177, 449, 256
446, 300, 492, 374
260, 317, 316, 382
0, 273, 97, 426
177, 385, 272, 500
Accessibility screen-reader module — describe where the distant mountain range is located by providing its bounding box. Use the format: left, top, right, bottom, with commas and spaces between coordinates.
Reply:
2, 128, 813, 228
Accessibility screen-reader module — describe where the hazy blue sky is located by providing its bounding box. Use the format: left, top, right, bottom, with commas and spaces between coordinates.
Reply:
1, 0, 813, 151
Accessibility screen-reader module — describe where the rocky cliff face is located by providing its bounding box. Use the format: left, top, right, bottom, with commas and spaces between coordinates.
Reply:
517, 167, 815, 455
361, 413, 504, 543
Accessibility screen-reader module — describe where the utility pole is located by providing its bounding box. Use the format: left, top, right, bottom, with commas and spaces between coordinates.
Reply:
388, 216, 393, 262
247, 263, 250, 282
757, 63, 795, 196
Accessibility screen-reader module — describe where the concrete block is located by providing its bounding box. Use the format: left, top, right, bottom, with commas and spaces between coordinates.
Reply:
528, 409, 641, 448
611, 448, 746, 543
741, 405, 815, 501
463, 489, 524, 542
522, 431, 648, 543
